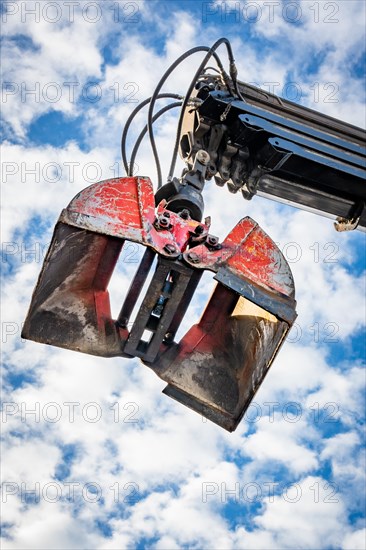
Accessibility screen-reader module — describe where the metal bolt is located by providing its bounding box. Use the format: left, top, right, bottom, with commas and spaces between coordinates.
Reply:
164, 244, 177, 254
159, 216, 170, 228
207, 235, 219, 246
117, 317, 128, 328
196, 149, 210, 165
187, 252, 200, 263
179, 209, 190, 220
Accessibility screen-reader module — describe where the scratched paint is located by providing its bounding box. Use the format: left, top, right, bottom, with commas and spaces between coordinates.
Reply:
23, 176, 297, 431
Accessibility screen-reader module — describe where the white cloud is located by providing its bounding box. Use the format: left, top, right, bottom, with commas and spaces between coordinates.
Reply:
320, 431, 365, 496
1, 141, 117, 242
1, 1, 111, 137
243, 415, 319, 474
2, 501, 102, 550
342, 528, 366, 550
254, 475, 348, 549
1, 2, 365, 549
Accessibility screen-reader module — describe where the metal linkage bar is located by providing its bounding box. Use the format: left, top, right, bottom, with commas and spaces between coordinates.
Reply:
123, 258, 202, 363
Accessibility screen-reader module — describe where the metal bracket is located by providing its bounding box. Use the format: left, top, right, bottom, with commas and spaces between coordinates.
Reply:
123, 257, 202, 363
155, 150, 210, 221
334, 201, 364, 232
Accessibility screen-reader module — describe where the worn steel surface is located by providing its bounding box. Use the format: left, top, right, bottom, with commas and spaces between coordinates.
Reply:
183, 216, 296, 305
23, 176, 297, 431
22, 223, 128, 356
156, 285, 289, 431
61, 176, 209, 257
22, 177, 209, 356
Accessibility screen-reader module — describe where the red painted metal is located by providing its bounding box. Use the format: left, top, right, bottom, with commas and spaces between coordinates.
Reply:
63, 176, 210, 259
22, 176, 297, 431
182, 217, 295, 298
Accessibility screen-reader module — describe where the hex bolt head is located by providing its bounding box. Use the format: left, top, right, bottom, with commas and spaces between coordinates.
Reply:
179, 209, 190, 220
196, 149, 210, 165
187, 252, 200, 263
159, 216, 170, 228
207, 235, 219, 246
164, 244, 177, 254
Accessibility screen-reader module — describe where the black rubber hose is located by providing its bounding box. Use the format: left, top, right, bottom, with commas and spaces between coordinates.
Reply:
146, 46, 226, 188
121, 93, 182, 175
167, 38, 238, 182
128, 102, 183, 176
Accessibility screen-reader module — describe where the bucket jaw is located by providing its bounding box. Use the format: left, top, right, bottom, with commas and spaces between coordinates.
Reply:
22, 176, 296, 431
155, 216, 296, 431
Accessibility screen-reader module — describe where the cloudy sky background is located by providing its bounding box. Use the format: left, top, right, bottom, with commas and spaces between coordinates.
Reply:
1, 0, 365, 548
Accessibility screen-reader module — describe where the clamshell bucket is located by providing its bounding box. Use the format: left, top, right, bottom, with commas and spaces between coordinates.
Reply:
22, 176, 296, 431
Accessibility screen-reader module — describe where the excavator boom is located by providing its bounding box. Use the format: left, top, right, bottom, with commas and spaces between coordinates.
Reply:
179, 77, 366, 231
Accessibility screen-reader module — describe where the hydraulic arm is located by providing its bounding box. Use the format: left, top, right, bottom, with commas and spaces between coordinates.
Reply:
175, 76, 366, 231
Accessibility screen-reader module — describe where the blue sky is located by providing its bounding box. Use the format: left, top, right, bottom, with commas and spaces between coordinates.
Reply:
1, 1, 366, 548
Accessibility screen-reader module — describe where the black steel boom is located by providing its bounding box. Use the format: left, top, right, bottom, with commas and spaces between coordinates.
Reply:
179, 76, 366, 231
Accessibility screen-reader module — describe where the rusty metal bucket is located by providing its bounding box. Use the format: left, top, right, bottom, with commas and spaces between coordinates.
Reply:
22, 176, 296, 431
157, 287, 291, 431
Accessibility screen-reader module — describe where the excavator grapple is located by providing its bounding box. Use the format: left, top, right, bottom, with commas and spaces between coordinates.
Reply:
22, 175, 296, 431
22, 38, 365, 431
